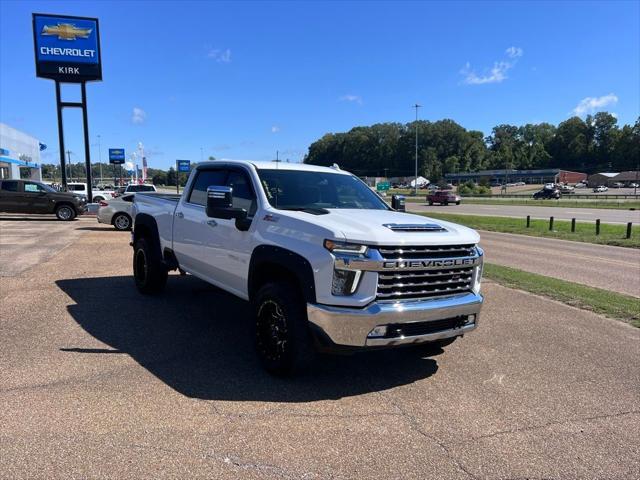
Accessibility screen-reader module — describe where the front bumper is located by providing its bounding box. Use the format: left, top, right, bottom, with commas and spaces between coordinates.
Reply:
307, 292, 482, 348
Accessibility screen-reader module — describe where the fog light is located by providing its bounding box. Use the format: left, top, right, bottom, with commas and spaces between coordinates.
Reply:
465, 314, 476, 325
367, 326, 388, 338
331, 269, 361, 295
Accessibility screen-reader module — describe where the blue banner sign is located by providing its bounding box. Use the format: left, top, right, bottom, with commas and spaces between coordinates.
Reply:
176, 160, 191, 173
108, 148, 125, 164
32, 13, 102, 82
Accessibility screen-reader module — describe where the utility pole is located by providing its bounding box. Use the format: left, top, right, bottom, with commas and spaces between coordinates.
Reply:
66, 150, 72, 182
413, 104, 421, 195
97, 134, 102, 183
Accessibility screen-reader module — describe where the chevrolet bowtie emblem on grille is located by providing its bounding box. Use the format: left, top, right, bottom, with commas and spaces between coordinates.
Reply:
41, 23, 92, 40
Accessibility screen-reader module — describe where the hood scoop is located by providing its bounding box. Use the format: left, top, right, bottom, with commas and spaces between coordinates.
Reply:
383, 223, 447, 232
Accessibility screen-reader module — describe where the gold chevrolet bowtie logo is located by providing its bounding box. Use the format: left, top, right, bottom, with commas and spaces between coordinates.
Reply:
41, 23, 92, 40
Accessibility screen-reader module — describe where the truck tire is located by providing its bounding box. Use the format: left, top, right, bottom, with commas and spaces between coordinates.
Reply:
133, 237, 168, 294
254, 282, 315, 376
113, 213, 132, 231
55, 204, 76, 221
94, 196, 105, 202
428, 200, 433, 206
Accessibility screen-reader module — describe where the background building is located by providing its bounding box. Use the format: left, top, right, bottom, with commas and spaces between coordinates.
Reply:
588, 171, 640, 186
444, 168, 586, 185
0, 123, 42, 181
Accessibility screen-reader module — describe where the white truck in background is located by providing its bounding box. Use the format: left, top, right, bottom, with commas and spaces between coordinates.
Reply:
132, 161, 484, 375
66, 182, 114, 202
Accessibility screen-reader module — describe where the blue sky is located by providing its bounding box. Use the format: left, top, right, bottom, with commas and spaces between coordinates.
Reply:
1, 0, 639, 170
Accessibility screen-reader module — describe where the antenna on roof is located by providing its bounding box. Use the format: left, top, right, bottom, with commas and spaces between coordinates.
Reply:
331, 163, 340, 170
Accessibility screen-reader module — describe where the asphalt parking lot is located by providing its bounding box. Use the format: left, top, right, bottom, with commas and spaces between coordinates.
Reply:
1, 217, 639, 479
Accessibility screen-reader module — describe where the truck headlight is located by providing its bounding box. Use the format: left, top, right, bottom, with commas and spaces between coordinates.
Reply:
324, 239, 368, 255
332, 269, 362, 296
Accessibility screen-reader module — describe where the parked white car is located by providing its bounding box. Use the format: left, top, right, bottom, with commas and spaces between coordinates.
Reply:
66, 182, 114, 202
97, 194, 135, 230
593, 185, 608, 193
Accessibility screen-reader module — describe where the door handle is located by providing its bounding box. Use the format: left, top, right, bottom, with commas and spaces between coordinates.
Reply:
175, 211, 184, 219
207, 220, 217, 227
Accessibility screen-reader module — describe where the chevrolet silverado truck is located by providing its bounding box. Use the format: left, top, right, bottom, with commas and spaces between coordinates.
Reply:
132, 161, 484, 375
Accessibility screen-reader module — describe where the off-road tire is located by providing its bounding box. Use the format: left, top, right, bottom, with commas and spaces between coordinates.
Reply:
133, 237, 168, 294
55, 204, 76, 221
113, 213, 132, 231
254, 282, 315, 376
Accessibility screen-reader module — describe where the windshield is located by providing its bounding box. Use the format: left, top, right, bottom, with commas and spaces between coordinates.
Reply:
256, 169, 390, 211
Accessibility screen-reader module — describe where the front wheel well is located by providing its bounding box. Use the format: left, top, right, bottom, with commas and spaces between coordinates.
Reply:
249, 262, 302, 303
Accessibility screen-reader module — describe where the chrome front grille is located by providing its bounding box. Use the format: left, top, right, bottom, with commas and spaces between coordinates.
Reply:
376, 245, 477, 301
378, 244, 475, 259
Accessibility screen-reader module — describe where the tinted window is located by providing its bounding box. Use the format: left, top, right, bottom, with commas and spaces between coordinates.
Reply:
188, 169, 228, 205
226, 170, 257, 216
1, 181, 18, 192
128, 185, 155, 192
122, 195, 135, 203
24, 182, 47, 193
256, 169, 389, 210
68, 184, 85, 191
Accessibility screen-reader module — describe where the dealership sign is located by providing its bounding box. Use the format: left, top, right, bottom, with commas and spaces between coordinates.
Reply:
109, 148, 125, 164
32, 13, 102, 82
176, 160, 191, 173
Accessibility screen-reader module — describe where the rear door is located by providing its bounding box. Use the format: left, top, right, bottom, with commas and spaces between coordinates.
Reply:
0, 180, 22, 212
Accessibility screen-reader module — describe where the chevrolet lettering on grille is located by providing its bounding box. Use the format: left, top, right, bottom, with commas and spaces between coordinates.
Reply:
383, 257, 476, 269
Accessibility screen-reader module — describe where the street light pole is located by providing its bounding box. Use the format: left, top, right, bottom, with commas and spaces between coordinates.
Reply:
97, 134, 102, 183
413, 103, 421, 195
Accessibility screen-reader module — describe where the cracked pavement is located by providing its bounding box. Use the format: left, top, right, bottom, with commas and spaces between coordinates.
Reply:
1, 217, 639, 479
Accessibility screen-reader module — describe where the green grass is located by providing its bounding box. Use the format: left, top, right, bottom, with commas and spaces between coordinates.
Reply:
484, 264, 640, 327
416, 212, 640, 248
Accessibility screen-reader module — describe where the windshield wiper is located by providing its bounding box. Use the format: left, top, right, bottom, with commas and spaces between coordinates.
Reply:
279, 207, 330, 215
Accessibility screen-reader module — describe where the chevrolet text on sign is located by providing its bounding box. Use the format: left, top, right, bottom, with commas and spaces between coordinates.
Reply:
32, 13, 102, 82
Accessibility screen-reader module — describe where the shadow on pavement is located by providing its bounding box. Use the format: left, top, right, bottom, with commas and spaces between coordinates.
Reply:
0, 216, 62, 222
56, 275, 439, 402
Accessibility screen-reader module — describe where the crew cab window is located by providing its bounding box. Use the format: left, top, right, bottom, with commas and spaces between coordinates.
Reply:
0, 181, 18, 192
188, 169, 228, 206
226, 170, 257, 216
68, 184, 85, 191
24, 182, 47, 193
128, 185, 155, 192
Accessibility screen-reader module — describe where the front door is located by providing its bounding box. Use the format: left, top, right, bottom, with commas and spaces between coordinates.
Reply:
171, 168, 229, 282
22, 182, 51, 213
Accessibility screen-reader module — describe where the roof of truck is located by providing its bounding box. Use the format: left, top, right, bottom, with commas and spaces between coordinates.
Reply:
207, 159, 352, 175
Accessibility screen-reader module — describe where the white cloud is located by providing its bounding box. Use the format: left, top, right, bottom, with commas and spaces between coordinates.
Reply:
505, 46, 523, 58
571, 93, 618, 116
461, 47, 524, 85
271, 125, 280, 133
339, 94, 363, 105
132, 107, 146, 124
207, 48, 232, 63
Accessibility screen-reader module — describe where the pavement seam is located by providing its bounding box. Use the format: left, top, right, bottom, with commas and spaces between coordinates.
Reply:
373, 389, 478, 479
456, 410, 640, 444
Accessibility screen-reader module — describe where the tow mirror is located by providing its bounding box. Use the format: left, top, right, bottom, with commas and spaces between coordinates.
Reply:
206, 186, 250, 231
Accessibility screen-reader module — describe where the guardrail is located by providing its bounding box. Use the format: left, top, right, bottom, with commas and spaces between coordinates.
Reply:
459, 193, 640, 200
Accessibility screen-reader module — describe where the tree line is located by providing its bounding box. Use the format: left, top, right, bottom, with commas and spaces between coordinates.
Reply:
303, 112, 639, 180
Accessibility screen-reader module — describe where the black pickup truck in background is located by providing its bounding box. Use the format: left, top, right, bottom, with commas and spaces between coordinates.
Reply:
0, 179, 87, 220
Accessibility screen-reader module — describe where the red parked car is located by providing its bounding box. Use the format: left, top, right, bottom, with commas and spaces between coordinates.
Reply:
427, 190, 461, 206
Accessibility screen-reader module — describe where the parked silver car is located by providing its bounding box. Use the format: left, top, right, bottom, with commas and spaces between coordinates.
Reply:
97, 194, 135, 230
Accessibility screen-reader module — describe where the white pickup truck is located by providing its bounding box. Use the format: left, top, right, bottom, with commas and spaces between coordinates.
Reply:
132, 161, 484, 375
66, 182, 114, 202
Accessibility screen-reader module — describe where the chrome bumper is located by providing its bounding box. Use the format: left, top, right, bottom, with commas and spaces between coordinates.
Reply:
307, 292, 483, 348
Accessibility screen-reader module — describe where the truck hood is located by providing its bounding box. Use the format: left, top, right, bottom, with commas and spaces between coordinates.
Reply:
278, 208, 480, 246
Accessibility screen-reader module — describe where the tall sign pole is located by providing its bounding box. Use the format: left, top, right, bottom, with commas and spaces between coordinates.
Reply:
413, 103, 421, 196
33, 13, 102, 202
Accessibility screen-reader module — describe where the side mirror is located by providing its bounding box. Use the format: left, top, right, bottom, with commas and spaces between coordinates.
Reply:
206, 186, 250, 231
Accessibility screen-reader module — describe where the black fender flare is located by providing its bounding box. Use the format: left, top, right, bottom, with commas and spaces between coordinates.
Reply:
248, 245, 316, 303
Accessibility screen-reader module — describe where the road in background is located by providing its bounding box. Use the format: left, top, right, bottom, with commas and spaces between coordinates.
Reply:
407, 202, 640, 224
478, 231, 640, 297
1, 220, 639, 479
